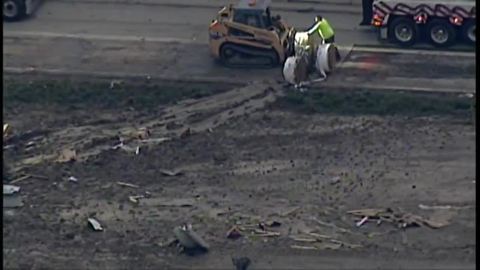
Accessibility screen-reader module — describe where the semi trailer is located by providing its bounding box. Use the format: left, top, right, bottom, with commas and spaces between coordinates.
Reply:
3, 0, 41, 21
361, 0, 476, 47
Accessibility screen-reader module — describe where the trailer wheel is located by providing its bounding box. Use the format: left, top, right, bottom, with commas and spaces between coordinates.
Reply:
426, 19, 456, 47
3, 0, 26, 22
388, 17, 418, 47
461, 19, 475, 45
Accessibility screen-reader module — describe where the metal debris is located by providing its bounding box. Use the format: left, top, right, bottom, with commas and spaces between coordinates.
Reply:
173, 224, 209, 252
226, 226, 243, 239
117, 182, 139, 189
129, 195, 145, 204
87, 218, 104, 231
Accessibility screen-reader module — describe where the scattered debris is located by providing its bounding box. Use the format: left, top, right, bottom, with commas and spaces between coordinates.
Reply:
129, 195, 145, 204
265, 220, 282, 227
291, 237, 317, 243
135, 127, 151, 140
135, 146, 140, 155
304, 232, 333, 240
291, 245, 317, 250
140, 137, 171, 144
280, 206, 300, 217
253, 229, 280, 237
109, 79, 123, 89
311, 217, 350, 233
68, 176, 78, 183
331, 176, 341, 185
9, 175, 32, 184
3, 123, 11, 141
226, 226, 243, 239
347, 208, 450, 229
112, 141, 126, 150
160, 169, 184, 177
57, 149, 77, 163
140, 198, 195, 207
25, 141, 36, 149
158, 238, 178, 248
418, 204, 473, 210
356, 216, 369, 227
173, 224, 209, 252
117, 181, 139, 189
232, 256, 251, 270
180, 128, 192, 139
3, 185, 21, 195
87, 218, 104, 231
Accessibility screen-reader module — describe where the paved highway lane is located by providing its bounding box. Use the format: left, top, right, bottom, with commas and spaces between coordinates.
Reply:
3, 33, 475, 93
3, 0, 476, 94
2, 0, 390, 47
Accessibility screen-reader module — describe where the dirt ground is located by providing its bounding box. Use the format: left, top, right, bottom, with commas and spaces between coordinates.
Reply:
3, 78, 476, 270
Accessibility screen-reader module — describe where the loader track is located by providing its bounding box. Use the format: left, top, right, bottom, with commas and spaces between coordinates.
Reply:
220, 43, 280, 69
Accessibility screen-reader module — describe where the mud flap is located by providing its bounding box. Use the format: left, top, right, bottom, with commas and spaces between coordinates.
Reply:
379, 27, 388, 40
360, 0, 374, 25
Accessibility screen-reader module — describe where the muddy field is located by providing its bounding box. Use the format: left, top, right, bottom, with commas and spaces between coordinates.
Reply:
3, 78, 476, 270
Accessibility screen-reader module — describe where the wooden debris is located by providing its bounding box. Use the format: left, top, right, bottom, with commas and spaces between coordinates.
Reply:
291, 245, 317, 250
9, 175, 32, 184
56, 149, 77, 163
117, 182, 139, 189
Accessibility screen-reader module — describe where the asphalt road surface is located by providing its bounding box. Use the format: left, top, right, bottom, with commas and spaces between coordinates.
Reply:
3, 0, 476, 94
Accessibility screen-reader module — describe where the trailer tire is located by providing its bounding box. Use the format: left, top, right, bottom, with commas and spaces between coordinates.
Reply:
461, 19, 475, 45
3, 0, 26, 22
388, 17, 418, 47
426, 19, 456, 48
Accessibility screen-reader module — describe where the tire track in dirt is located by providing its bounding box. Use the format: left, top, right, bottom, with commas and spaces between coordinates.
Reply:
12, 81, 285, 173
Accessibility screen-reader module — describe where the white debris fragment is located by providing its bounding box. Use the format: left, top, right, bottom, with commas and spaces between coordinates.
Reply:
68, 176, 78, 183
88, 218, 104, 231
3, 185, 20, 195
117, 182, 139, 188
356, 216, 369, 227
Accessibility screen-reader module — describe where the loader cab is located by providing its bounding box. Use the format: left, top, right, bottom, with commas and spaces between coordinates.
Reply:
231, 0, 274, 29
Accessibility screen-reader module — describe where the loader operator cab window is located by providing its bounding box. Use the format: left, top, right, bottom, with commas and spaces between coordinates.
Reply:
233, 9, 263, 28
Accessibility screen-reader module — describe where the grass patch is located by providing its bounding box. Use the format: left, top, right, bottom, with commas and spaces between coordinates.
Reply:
3, 79, 231, 111
279, 88, 474, 118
